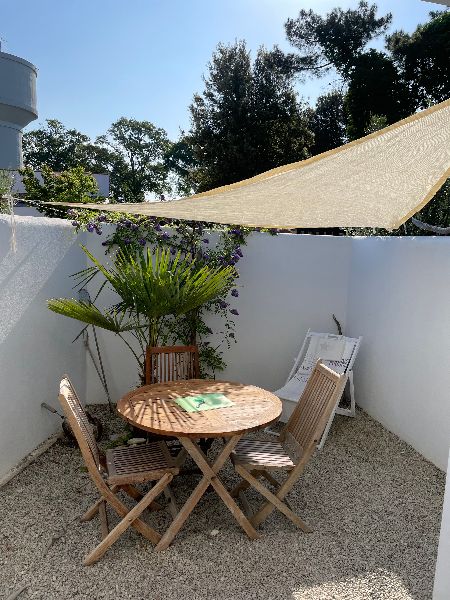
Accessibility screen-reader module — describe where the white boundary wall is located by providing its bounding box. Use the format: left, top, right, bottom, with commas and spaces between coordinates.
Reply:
2, 222, 450, 476
0, 215, 86, 477
347, 237, 450, 471
85, 231, 450, 470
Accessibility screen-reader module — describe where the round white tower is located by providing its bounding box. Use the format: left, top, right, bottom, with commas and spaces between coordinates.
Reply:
0, 49, 38, 170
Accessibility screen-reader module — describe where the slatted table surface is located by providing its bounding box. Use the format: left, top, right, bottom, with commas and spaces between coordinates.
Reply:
117, 379, 282, 439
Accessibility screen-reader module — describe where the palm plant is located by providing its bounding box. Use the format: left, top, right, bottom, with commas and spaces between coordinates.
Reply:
48, 245, 235, 382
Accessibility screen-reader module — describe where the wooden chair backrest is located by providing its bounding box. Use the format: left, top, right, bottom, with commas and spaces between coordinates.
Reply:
145, 345, 200, 384
58, 376, 101, 471
281, 361, 348, 457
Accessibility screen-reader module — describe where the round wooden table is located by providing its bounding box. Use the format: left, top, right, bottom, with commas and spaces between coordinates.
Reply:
116, 379, 282, 550
117, 379, 282, 438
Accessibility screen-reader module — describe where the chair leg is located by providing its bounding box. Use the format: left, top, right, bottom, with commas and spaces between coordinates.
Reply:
81, 485, 120, 522
174, 448, 188, 468
261, 470, 280, 489
83, 473, 173, 566
235, 466, 312, 533
231, 478, 251, 498
348, 370, 356, 417
163, 485, 179, 518
98, 500, 109, 539
231, 469, 260, 498
120, 484, 164, 512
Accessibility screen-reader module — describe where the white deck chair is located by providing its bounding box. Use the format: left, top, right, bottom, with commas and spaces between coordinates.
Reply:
274, 330, 362, 449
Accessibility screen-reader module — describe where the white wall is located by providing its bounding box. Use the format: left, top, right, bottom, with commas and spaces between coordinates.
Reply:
434, 450, 450, 599
83, 232, 450, 469
0, 215, 86, 478
2, 221, 449, 474
207, 233, 352, 392
347, 236, 450, 470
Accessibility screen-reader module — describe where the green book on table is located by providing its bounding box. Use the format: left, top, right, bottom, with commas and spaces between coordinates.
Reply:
174, 393, 234, 413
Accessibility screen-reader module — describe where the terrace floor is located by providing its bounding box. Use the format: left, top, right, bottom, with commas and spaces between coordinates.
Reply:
0, 407, 445, 600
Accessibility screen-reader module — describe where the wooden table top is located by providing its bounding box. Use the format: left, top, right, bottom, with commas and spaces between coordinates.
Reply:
116, 379, 282, 438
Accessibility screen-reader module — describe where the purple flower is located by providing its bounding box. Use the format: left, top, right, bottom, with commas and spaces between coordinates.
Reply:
218, 300, 229, 309
97, 214, 107, 222
124, 238, 131, 245
202, 238, 209, 244
68, 209, 76, 216
95, 226, 102, 235
101, 241, 108, 246
87, 223, 95, 233
170, 247, 177, 255
231, 289, 239, 297
230, 308, 239, 316
161, 232, 170, 240
154, 224, 162, 232
131, 223, 139, 231
138, 238, 146, 246
124, 219, 132, 228
203, 252, 210, 261
71, 220, 79, 227
235, 247, 243, 258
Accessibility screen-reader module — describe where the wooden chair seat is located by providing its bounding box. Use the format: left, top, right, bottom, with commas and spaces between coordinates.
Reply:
232, 439, 295, 470
106, 442, 179, 486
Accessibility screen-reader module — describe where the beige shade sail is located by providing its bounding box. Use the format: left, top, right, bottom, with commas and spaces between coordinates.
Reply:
52, 99, 450, 230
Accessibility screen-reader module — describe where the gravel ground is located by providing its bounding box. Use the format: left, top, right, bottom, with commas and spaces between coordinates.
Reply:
0, 408, 444, 600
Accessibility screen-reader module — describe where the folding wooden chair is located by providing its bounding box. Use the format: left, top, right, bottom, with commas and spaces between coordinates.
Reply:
58, 376, 179, 566
145, 345, 207, 462
145, 345, 200, 384
231, 361, 348, 532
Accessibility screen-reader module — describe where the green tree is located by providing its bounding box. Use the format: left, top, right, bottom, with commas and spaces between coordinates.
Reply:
285, 1, 392, 78
387, 11, 450, 108
164, 136, 199, 196
96, 117, 171, 201
344, 50, 412, 139
310, 91, 347, 154
189, 41, 313, 192
20, 165, 99, 203
22, 119, 107, 172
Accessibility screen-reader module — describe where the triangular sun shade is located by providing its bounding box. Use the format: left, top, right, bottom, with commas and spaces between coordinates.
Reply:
50, 99, 450, 230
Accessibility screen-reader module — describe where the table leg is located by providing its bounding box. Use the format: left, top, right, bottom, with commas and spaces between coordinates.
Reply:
155, 435, 260, 551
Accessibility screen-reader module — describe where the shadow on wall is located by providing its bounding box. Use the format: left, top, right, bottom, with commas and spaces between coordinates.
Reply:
0, 215, 87, 477
0, 216, 79, 343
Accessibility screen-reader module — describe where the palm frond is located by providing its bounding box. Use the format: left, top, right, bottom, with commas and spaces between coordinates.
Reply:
47, 298, 135, 333
80, 245, 234, 320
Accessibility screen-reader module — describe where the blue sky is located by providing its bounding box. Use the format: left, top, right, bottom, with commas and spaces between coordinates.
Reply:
1, 0, 442, 141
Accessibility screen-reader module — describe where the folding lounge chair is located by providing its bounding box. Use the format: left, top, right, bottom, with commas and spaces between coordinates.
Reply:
231, 361, 348, 531
58, 376, 179, 566
274, 330, 361, 448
